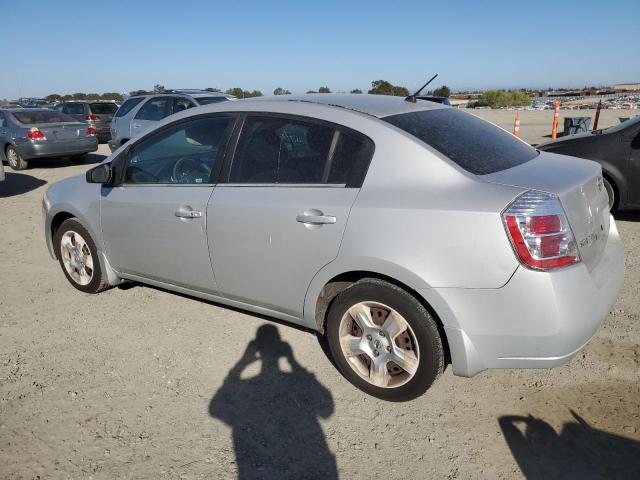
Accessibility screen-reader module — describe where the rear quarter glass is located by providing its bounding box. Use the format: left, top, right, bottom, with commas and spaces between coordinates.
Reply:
115, 97, 145, 118
384, 109, 538, 175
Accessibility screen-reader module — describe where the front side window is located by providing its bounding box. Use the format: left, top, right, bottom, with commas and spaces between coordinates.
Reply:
384, 109, 538, 175
124, 116, 232, 185
230, 116, 335, 183
134, 97, 170, 121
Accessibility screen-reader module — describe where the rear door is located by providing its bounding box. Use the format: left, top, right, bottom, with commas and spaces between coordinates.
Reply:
207, 114, 374, 316
101, 115, 235, 292
131, 97, 171, 138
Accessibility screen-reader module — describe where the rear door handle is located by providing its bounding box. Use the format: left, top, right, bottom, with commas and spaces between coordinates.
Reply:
296, 213, 336, 225
175, 207, 202, 219
132, 123, 142, 128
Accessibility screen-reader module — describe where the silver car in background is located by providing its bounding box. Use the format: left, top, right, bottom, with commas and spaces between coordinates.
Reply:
1, 109, 98, 170
43, 94, 624, 401
108, 90, 234, 152
53, 101, 119, 142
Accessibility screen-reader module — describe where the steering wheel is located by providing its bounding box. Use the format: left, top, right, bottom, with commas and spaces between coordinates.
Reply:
172, 157, 212, 184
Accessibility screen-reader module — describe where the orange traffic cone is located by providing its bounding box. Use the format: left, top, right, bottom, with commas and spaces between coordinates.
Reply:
551, 101, 560, 139
513, 112, 521, 137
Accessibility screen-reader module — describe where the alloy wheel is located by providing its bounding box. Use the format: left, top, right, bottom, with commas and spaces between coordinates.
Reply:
60, 230, 94, 286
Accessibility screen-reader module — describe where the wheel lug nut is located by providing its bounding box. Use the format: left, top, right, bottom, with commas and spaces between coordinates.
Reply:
366, 334, 372, 340
386, 346, 391, 353
373, 350, 379, 357
379, 331, 385, 337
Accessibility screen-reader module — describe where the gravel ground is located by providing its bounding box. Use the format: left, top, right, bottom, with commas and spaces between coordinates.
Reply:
1, 135, 639, 479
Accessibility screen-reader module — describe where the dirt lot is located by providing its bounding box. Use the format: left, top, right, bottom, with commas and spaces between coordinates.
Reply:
1, 137, 639, 479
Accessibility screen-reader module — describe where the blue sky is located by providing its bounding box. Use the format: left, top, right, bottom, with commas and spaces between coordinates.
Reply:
1, 0, 639, 98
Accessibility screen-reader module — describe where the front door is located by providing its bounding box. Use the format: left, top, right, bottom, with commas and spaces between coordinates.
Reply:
101, 115, 234, 292
207, 114, 374, 317
626, 122, 640, 206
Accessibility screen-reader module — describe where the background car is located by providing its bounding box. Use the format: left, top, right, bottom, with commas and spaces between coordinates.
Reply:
538, 115, 640, 210
416, 95, 452, 106
54, 101, 119, 142
108, 90, 235, 151
0, 109, 98, 170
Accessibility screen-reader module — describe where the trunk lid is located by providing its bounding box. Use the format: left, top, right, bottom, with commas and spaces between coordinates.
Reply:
34, 122, 89, 141
483, 151, 610, 272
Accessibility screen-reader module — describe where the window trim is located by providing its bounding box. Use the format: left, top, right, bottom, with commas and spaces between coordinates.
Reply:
112, 113, 239, 187
219, 112, 375, 188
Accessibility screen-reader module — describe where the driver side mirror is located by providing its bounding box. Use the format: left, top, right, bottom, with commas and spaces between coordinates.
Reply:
86, 163, 113, 185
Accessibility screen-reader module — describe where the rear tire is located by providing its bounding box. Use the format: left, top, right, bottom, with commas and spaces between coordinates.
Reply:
53, 218, 109, 294
6, 145, 28, 170
325, 279, 444, 401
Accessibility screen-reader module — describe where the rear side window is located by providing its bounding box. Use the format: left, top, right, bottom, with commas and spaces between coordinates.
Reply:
115, 97, 145, 118
135, 98, 170, 121
327, 132, 374, 185
230, 116, 334, 183
12, 110, 76, 124
90, 103, 118, 115
64, 103, 86, 115
384, 109, 538, 175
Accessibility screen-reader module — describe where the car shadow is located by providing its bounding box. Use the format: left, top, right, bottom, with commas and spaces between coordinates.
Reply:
499, 410, 640, 479
26, 152, 106, 169
614, 211, 640, 222
209, 324, 338, 480
0, 172, 47, 198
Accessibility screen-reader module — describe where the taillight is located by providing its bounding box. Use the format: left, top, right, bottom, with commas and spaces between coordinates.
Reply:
86, 127, 97, 136
86, 114, 100, 121
27, 128, 46, 140
503, 190, 580, 270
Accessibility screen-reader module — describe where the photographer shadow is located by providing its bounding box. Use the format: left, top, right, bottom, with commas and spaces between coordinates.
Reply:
209, 325, 337, 480
499, 410, 640, 479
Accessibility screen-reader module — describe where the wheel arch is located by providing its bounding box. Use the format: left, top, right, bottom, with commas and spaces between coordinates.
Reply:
306, 267, 451, 365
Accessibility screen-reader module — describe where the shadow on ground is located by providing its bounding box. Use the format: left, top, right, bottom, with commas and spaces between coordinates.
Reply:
209, 324, 337, 480
499, 410, 640, 479
614, 211, 640, 222
26, 152, 106, 169
0, 172, 47, 197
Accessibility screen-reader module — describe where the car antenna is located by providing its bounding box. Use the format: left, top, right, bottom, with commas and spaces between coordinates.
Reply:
405, 73, 439, 103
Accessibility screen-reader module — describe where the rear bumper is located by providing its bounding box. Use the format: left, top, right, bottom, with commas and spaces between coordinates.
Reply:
423, 216, 625, 377
16, 138, 98, 159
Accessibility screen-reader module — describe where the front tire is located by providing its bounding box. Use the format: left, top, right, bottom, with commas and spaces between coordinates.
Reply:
53, 218, 109, 294
325, 279, 444, 401
6, 145, 28, 170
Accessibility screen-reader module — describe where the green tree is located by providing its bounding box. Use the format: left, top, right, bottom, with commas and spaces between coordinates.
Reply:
62, 94, 73, 101
225, 87, 245, 98
273, 87, 291, 95
206, 87, 222, 92
86, 93, 101, 100
246, 90, 263, 97
368, 80, 409, 96
350, 89, 363, 94
431, 85, 451, 98
129, 89, 149, 96
72, 92, 87, 100
306, 90, 317, 94
153, 84, 166, 94
101, 92, 123, 101
46, 94, 62, 102
318, 86, 331, 93
471, 90, 531, 109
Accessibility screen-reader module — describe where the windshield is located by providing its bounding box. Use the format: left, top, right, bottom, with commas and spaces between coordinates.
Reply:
196, 97, 228, 105
604, 115, 640, 134
384, 109, 538, 175
90, 103, 118, 114
11, 110, 77, 124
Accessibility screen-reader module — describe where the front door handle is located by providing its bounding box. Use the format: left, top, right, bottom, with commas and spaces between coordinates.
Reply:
175, 207, 202, 219
296, 212, 336, 225
132, 123, 142, 129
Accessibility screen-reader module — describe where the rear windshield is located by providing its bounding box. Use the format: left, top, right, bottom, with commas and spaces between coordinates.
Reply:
11, 110, 77, 124
90, 103, 118, 114
384, 109, 538, 175
115, 97, 145, 118
195, 96, 228, 105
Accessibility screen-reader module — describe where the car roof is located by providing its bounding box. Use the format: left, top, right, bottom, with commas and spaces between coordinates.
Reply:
238, 93, 446, 118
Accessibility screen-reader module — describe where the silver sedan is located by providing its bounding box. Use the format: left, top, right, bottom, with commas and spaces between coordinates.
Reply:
0, 109, 98, 170
42, 94, 624, 401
